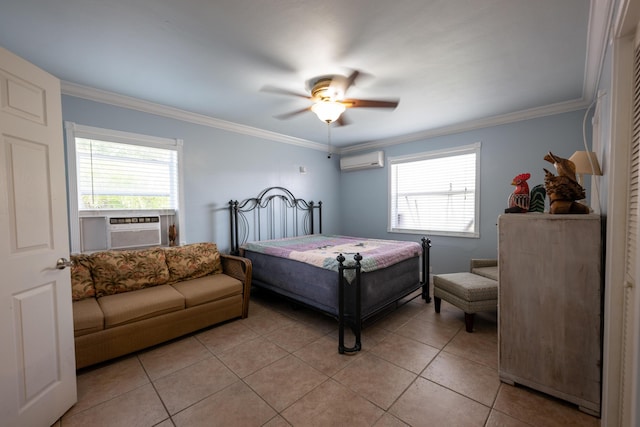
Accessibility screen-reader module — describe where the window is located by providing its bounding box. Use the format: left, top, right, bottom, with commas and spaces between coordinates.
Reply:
388, 142, 480, 238
65, 122, 184, 252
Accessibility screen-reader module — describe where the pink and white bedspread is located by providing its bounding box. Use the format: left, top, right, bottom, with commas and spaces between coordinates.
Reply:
242, 234, 421, 274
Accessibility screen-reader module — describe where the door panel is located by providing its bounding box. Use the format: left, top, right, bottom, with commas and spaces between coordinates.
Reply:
0, 46, 76, 427
7, 138, 52, 250
14, 283, 59, 404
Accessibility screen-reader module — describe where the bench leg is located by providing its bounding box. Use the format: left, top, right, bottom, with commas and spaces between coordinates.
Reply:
464, 313, 475, 332
434, 296, 441, 313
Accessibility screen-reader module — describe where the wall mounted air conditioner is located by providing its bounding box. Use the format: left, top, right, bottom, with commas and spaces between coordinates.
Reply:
107, 216, 161, 249
340, 151, 384, 171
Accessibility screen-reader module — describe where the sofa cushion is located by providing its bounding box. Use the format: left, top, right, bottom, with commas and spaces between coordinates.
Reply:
164, 242, 223, 283
90, 248, 170, 297
70, 253, 96, 301
98, 285, 185, 328
73, 298, 104, 336
171, 274, 243, 308
471, 266, 498, 281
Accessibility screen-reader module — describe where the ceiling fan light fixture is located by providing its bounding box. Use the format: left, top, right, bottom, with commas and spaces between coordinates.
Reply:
311, 100, 346, 124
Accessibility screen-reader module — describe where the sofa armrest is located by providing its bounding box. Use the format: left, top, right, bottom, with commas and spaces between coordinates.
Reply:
221, 254, 252, 284
470, 259, 497, 270
221, 254, 252, 318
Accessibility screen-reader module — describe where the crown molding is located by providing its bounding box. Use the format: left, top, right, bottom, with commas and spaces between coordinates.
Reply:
59, 2, 610, 157
583, 0, 615, 101
62, 85, 591, 157
340, 98, 591, 154
61, 81, 327, 152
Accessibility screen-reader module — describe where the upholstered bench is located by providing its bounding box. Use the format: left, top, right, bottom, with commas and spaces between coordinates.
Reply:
433, 271, 498, 332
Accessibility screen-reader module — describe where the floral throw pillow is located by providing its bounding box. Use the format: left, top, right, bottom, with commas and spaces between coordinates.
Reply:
164, 242, 222, 283
90, 248, 170, 297
70, 253, 95, 301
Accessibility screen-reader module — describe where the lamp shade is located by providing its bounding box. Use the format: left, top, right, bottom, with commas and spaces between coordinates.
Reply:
311, 101, 346, 123
569, 151, 602, 176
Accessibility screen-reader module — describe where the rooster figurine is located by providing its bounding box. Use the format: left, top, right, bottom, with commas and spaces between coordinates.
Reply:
507, 172, 531, 213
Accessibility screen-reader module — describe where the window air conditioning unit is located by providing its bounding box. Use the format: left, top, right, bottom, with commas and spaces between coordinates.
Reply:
339, 151, 384, 171
107, 216, 161, 250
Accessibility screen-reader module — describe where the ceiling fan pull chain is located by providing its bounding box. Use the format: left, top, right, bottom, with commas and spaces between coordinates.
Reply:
327, 123, 332, 159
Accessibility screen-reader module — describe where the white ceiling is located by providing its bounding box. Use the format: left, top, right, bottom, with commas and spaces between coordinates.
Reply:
0, 0, 609, 151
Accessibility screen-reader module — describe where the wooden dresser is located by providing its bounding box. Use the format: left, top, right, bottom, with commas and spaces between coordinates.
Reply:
497, 213, 602, 416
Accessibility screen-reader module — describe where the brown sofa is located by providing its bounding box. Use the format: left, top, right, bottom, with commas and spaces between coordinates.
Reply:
70, 242, 252, 369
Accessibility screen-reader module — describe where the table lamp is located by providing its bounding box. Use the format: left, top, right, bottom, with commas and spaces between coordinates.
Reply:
569, 151, 602, 187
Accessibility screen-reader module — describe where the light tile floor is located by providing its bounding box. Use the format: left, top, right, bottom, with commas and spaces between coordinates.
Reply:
56, 290, 600, 427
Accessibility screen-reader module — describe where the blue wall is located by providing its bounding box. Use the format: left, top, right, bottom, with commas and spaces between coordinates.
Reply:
339, 109, 588, 274
62, 95, 587, 274
62, 95, 342, 252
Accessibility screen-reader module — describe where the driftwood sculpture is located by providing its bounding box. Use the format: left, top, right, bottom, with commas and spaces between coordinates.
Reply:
543, 152, 589, 214
168, 224, 177, 246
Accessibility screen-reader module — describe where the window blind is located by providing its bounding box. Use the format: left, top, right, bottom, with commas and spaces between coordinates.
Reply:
76, 138, 178, 210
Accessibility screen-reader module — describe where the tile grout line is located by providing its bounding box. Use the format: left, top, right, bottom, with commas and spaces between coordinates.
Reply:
136, 353, 173, 424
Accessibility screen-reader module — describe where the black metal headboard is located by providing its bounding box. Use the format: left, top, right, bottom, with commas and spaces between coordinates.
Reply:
229, 186, 322, 255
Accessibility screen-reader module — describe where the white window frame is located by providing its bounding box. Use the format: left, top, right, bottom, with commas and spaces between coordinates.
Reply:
387, 142, 481, 238
65, 122, 185, 252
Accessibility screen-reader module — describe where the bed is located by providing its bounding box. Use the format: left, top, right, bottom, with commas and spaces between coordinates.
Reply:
229, 187, 431, 353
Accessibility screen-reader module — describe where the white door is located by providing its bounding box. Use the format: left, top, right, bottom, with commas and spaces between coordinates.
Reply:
0, 46, 76, 426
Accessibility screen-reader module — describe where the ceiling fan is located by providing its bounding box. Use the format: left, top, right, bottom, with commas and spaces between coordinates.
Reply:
262, 70, 399, 126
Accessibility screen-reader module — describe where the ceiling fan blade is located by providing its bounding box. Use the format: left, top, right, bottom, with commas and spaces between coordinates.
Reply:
274, 106, 311, 120
261, 85, 311, 99
343, 98, 399, 109
335, 114, 350, 127
343, 70, 360, 92
328, 70, 360, 96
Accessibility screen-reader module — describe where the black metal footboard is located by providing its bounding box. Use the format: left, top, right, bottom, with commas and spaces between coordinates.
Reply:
336, 237, 431, 354
337, 253, 363, 354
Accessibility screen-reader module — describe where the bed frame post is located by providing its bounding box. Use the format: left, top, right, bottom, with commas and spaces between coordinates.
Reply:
337, 253, 362, 354
421, 237, 432, 303
229, 200, 239, 255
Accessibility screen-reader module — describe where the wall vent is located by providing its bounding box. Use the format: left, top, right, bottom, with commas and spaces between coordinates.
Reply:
107, 216, 161, 249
